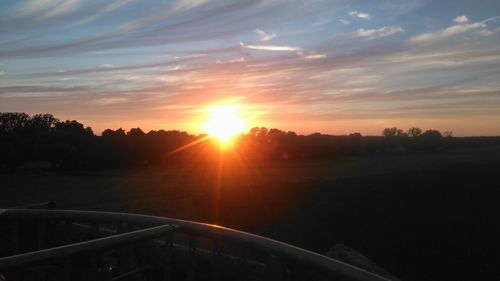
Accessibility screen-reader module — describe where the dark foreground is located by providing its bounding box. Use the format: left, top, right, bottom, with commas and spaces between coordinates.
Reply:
1, 146, 499, 281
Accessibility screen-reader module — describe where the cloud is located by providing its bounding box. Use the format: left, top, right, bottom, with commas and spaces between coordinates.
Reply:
0, 70, 6, 76
215, 57, 246, 64
453, 15, 469, 24
312, 17, 333, 27
339, 19, 350, 25
99, 64, 121, 68
28, 56, 204, 78
71, 0, 133, 26
1, 0, 500, 136
240, 43, 302, 52
409, 17, 492, 43
350, 26, 404, 40
0, 85, 91, 98
0, 0, 264, 58
304, 53, 327, 59
10, 0, 83, 21
93, 97, 128, 105
38, 0, 81, 20
254, 28, 276, 41
169, 0, 209, 15
348, 10, 372, 21
11, 0, 60, 18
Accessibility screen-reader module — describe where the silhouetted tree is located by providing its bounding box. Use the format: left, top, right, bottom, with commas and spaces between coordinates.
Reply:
29, 114, 58, 131
249, 127, 260, 137
268, 128, 286, 139
102, 128, 126, 139
419, 129, 443, 152
257, 127, 268, 138
407, 127, 422, 137
50, 120, 95, 169
2, 111, 482, 169
127, 127, 145, 137
382, 127, 398, 137
0, 112, 30, 133
383, 127, 407, 137
422, 129, 442, 138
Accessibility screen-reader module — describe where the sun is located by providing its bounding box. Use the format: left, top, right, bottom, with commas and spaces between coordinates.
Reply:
204, 105, 246, 143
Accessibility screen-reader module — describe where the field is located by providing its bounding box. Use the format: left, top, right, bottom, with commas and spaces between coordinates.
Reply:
1, 145, 499, 281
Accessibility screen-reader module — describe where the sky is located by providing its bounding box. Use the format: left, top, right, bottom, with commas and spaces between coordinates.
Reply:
1, 0, 500, 136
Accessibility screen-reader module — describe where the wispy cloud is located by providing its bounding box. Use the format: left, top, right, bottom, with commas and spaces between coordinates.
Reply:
313, 17, 333, 27
304, 53, 327, 59
339, 19, 350, 25
254, 28, 276, 41
409, 16, 493, 43
0, 0, 264, 58
93, 97, 128, 105
10, 0, 83, 21
1, 0, 500, 135
71, 0, 133, 26
348, 10, 372, 21
240, 43, 302, 52
351, 26, 404, 40
169, 0, 209, 15
453, 15, 469, 24
38, 0, 81, 20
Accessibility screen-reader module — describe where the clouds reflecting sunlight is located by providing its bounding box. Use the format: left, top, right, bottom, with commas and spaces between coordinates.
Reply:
1, 0, 499, 135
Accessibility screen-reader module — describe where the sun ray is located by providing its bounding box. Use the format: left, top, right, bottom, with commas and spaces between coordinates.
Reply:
165, 135, 211, 156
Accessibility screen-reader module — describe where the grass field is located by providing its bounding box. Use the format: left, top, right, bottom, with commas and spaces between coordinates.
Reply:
1, 145, 499, 281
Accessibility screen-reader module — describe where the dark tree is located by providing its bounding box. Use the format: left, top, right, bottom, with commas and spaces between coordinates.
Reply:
443, 131, 453, 138
382, 127, 398, 137
407, 127, 422, 137
422, 129, 442, 138
249, 127, 260, 136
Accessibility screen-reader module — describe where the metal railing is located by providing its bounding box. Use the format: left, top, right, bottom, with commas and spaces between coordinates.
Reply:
0, 209, 391, 281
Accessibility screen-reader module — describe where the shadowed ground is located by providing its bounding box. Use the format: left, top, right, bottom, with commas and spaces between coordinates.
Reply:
1, 145, 499, 281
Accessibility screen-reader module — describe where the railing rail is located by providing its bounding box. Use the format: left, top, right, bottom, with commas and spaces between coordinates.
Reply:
0, 225, 174, 270
0, 209, 391, 281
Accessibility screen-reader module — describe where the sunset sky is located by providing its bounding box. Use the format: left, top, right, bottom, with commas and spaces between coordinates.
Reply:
1, 0, 499, 136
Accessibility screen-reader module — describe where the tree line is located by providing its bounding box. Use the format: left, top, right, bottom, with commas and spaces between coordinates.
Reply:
1, 112, 497, 170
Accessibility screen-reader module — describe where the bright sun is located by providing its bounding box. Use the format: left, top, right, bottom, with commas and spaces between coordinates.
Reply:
204, 105, 246, 143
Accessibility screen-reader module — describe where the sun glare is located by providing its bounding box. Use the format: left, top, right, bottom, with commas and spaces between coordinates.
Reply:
204, 105, 246, 143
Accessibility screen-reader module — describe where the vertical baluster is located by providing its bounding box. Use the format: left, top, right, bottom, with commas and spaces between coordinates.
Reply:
91, 222, 100, 238
11, 221, 20, 281
63, 259, 72, 281
188, 235, 197, 281
11, 221, 20, 254
145, 266, 153, 281
63, 220, 72, 281
117, 221, 126, 234
38, 220, 48, 281
162, 232, 173, 281
90, 222, 101, 280
38, 219, 47, 250
91, 251, 101, 281
64, 220, 72, 244
211, 239, 221, 281
116, 221, 128, 274
265, 253, 285, 281
235, 245, 247, 281
120, 223, 145, 281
